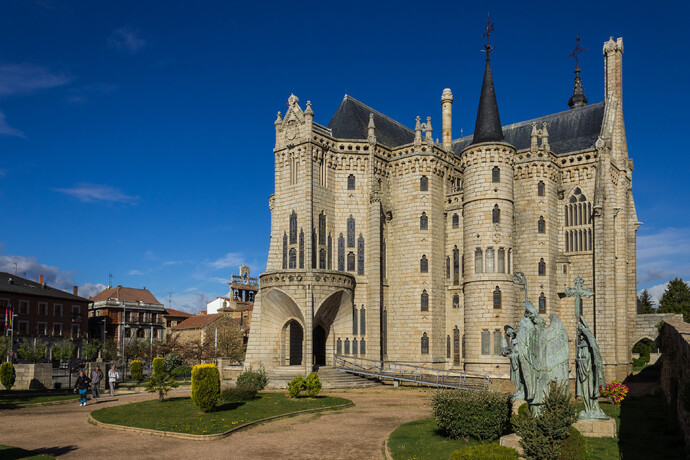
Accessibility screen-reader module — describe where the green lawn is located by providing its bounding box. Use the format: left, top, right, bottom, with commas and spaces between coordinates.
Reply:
387, 417, 497, 460
0, 444, 54, 459
91, 393, 351, 435
0, 391, 79, 408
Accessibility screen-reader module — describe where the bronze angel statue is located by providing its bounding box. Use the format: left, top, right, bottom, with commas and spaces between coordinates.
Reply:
576, 317, 608, 420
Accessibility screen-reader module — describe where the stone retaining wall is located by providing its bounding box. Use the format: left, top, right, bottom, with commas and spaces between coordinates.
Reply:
659, 319, 690, 449
14, 363, 52, 390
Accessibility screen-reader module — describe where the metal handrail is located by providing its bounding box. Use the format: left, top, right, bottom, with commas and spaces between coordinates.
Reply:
333, 355, 491, 390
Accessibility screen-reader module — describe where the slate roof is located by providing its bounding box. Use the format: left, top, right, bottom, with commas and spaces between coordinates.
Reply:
453, 102, 605, 156
0, 272, 89, 302
91, 286, 162, 305
327, 95, 415, 148
470, 57, 505, 145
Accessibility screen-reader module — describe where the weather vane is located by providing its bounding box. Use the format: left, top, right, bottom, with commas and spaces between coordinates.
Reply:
569, 36, 587, 69
481, 14, 495, 57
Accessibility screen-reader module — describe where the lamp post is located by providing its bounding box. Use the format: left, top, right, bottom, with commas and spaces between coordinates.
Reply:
121, 301, 126, 381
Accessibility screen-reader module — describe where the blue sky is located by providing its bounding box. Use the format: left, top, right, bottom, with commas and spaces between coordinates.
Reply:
0, 0, 688, 312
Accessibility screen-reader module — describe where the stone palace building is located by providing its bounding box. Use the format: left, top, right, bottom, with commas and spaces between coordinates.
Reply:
246, 37, 647, 381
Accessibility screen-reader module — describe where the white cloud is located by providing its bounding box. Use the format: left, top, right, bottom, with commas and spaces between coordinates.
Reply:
55, 183, 139, 204
637, 227, 690, 286
128, 269, 144, 276
79, 282, 107, 298
0, 63, 71, 97
209, 252, 244, 270
108, 27, 146, 54
0, 112, 25, 138
156, 290, 212, 314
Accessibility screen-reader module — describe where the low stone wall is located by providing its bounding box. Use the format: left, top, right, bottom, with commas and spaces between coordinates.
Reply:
217, 358, 244, 383
14, 363, 53, 390
659, 319, 690, 448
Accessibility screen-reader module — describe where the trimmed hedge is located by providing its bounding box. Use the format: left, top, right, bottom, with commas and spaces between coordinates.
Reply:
129, 360, 143, 381
305, 372, 322, 397
431, 389, 511, 441
449, 444, 519, 460
171, 365, 192, 378
559, 426, 591, 460
221, 386, 258, 403
152, 357, 164, 376
235, 365, 268, 391
191, 364, 220, 412
0, 362, 16, 390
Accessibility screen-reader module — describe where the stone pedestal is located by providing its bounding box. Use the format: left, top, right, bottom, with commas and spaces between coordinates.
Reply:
573, 418, 617, 438
499, 433, 523, 455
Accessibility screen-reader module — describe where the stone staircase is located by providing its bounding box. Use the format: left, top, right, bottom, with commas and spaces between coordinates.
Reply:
265, 366, 380, 390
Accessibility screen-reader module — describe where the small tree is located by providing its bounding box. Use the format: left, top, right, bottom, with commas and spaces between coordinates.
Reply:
0, 362, 16, 390
215, 321, 245, 362
181, 337, 206, 364
17, 339, 47, 363
163, 353, 183, 374
191, 364, 220, 412
287, 375, 306, 398
82, 339, 102, 361
658, 278, 690, 322
0, 336, 11, 360
145, 372, 179, 401
52, 339, 76, 362
101, 339, 119, 361
129, 360, 144, 381
152, 357, 164, 376
637, 290, 655, 314
305, 372, 322, 397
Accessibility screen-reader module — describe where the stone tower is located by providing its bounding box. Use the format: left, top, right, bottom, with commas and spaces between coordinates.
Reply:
460, 47, 517, 375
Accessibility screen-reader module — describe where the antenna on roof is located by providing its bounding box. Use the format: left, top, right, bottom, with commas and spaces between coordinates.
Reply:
13, 262, 17, 275
108, 272, 113, 289
166, 291, 174, 308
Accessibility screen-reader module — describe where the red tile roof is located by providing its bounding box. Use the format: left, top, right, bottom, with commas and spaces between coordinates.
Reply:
174, 313, 224, 330
163, 308, 193, 318
91, 286, 161, 304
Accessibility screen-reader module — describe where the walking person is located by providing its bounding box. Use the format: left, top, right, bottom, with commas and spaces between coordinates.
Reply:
108, 365, 119, 397
74, 370, 91, 407
90, 366, 103, 399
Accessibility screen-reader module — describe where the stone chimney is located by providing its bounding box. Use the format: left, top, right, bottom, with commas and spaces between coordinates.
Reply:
39, 274, 44, 284
441, 88, 453, 150
73, 286, 78, 296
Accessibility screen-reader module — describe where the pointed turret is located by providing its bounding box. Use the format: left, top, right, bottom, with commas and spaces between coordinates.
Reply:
568, 66, 588, 109
470, 46, 504, 145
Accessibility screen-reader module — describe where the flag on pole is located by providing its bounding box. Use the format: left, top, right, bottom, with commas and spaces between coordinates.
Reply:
8, 307, 13, 330
4, 308, 7, 330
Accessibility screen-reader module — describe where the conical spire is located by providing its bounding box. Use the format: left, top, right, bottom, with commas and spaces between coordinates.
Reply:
568, 66, 588, 109
470, 47, 504, 145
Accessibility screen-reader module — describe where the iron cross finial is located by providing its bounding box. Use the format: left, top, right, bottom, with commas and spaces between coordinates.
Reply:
569, 36, 587, 70
481, 14, 495, 57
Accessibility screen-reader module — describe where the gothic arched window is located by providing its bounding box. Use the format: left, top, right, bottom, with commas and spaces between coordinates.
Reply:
537, 181, 545, 196
289, 211, 297, 244
497, 248, 505, 273
452, 213, 459, 229
421, 332, 429, 354
299, 229, 305, 269
338, 234, 345, 271
360, 308, 366, 335
289, 248, 297, 269
539, 292, 546, 312
538, 216, 546, 233
446, 256, 450, 279
319, 249, 326, 269
452, 294, 459, 309
485, 248, 495, 273
360, 338, 366, 355
336, 338, 342, 355
538, 258, 546, 276
420, 255, 428, 273
344, 338, 350, 354
347, 215, 355, 247
347, 174, 355, 190
420, 175, 428, 191
352, 306, 358, 335
481, 330, 490, 355
493, 286, 502, 309
492, 205, 500, 224
475, 248, 483, 274
420, 212, 428, 230
353, 338, 358, 355
327, 234, 332, 269
347, 252, 355, 271
282, 232, 288, 269
421, 290, 429, 311
453, 246, 460, 285
492, 166, 500, 183
318, 212, 326, 245
357, 235, 365, 275
447, 335, 451, 359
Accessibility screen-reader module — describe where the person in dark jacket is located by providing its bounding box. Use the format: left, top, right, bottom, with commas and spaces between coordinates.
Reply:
90, 366, 103, 399
74, 370, 91, 406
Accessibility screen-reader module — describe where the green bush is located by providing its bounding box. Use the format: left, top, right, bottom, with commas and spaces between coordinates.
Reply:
559, 426, 591, 460
431, 389, 511, 441
513, 381, 577, 460
145, 372, 179, 402
171, 365, 192, 378
163, 353, 183, 374
305, 372, 322, 397
287, 375, 306, 398
221, 386, 258, 403
152, 357, 164, 376
449, 444, 519, 460
632, 357, 647, 368
129, 360, 143, 381
0, 362, 16, 390
191, 364, 221, 412
235, 365, 269, 391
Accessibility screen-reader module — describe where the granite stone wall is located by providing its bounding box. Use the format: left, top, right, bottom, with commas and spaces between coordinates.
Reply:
659, 319, 690, 449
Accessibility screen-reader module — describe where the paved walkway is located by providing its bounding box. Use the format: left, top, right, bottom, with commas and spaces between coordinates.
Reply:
0, 386, 432, 459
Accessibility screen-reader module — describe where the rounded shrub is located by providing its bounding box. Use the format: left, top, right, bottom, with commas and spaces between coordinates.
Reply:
235, 365, 268, 391
449, 444, 519, 460
431, 389, 511, 441
152, 357, 164, 376
287, 375, 306, 398
191, 363, 221, 412
129, 360, 143, 381
305, 372, 322, 398
221, 386, 257, 403
559, 426, 591, 460
163, 353, 183, 374
0, 362, 16, 390
170, 365, 192, 379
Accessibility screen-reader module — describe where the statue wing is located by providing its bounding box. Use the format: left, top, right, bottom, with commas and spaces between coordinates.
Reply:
544, 315, 570, 385
516, 317, 538, 399
580, 324, 606, 391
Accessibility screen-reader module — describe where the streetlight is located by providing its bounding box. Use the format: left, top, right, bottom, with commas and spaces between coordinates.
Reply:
120, 301, 126, 381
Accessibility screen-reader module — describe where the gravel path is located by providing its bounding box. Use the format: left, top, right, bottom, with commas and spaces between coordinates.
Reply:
0, 386, 433, 459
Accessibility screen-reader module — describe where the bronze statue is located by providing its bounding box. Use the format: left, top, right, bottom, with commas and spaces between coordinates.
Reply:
576, 317, 608, 420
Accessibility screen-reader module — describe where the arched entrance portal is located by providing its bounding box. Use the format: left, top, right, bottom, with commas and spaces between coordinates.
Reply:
313, 325, 326, 366
286, 320, 303, 366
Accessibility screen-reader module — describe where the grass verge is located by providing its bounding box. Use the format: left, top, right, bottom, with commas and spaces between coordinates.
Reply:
91, 393, 351, 435
0, 391, 79, 407
387, 417, 498, 460
0, 444, 53, 459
